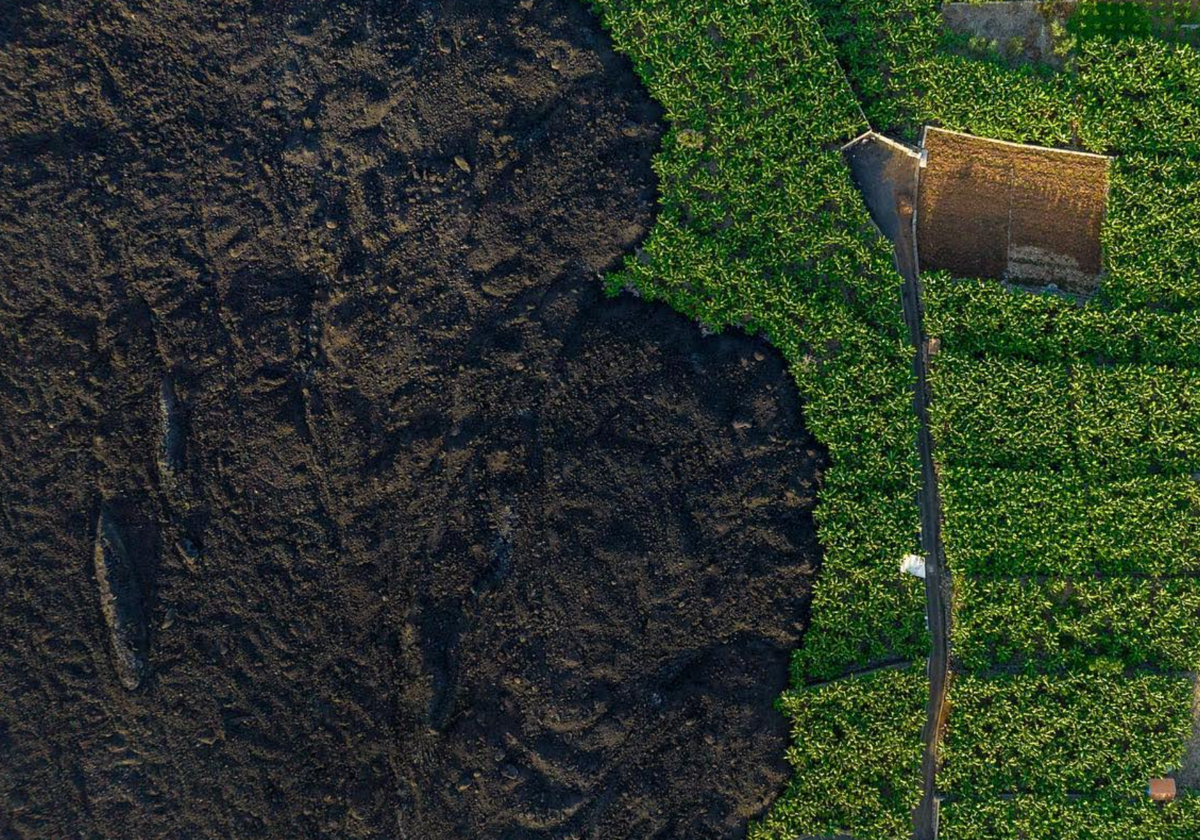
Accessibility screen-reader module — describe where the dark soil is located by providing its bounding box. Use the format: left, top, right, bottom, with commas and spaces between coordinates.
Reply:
0, 1, 826, 838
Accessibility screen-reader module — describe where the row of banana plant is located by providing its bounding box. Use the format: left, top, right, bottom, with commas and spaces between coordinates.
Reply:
930, 349, 1200, 480
952, 574, 1200, 674
1103, 154, 1200, 311
940, 466, 1200, 577
924, 272, 1200, 367
941, 793, 1200, 840
941, 672, 1194, 799
747, 664, 928, 840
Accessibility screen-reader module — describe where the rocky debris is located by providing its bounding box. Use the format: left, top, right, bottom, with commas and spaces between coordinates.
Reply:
942, 1, 1072, 67
93, 509, 148, 690
471, 505, 516, 596
175, 536, 201, 572
157, 375, 184, 481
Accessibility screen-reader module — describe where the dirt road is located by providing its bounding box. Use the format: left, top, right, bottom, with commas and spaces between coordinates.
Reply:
897, 154, 951, 840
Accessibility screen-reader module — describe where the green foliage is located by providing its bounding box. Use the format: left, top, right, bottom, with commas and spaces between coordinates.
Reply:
952, 575, 1200, 673
929, 352, 1073, 471
941, 672, 1194, 799
1073, 362, 1200, 478
747, 664, 928, 840
1075, 38, 1200, 159
926, 284, 1200, 827
942, 794, 1200, 840
1069, 0, 1200, 48
809, 0, 943, 136
1102, 155, 1200, 311
924, 273, 1200, 366
794, 468, 926, 682
1070, 1, 1153, 42
592, 1, 867, 147
941, 467, 1200, 576
901, 53, 1075, 147
930, 350, 1200, 479
929, 281, 1200, 826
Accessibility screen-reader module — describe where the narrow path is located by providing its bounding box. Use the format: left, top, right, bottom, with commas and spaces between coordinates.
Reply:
844, 133, 952, 837
801, 658, 915, 691
896, 158, 952, 840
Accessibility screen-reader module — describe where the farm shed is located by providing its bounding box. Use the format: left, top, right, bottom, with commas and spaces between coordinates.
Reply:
916, 127, 1111, 293
1148, 776, 1177, 802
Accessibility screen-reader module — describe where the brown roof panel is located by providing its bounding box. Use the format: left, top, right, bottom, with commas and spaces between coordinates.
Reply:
916, 127, 1111, 292
1149, 777, 1177, 802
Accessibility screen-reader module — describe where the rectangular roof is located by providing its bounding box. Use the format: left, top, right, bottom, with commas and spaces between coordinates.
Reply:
916, 127, 1111, 292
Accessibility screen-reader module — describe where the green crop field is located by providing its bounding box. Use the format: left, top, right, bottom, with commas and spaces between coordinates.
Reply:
1071, 0, 1200, 46
588, 0, 1200, 836
941, 794, 1200, 840
952, 575, 1200, 673
750, 664, 928, 838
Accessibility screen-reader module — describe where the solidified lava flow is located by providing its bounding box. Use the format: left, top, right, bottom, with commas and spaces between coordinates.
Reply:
0, 2, 826, 837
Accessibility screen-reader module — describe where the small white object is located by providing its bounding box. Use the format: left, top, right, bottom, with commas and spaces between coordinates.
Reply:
919, 149, 929, 169
901, 553, 927, 579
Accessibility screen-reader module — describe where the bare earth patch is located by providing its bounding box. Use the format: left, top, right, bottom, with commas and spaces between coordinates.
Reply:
942, 1, 1074, 66
0, 1, 827, 838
